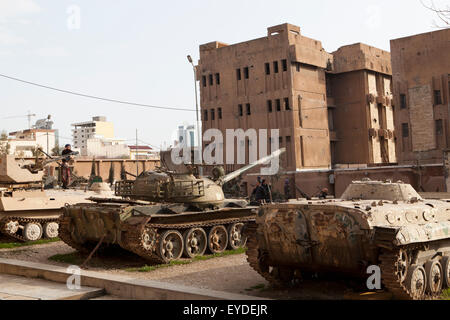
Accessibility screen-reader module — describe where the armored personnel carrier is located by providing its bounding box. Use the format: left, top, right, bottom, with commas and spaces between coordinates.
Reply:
0, 152, 90, 241
59, 149, 285, 263
246, 179, 450, 300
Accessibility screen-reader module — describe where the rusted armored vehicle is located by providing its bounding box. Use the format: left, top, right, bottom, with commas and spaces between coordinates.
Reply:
0, 153, 90, 241
59, 149, 285, 263
246, 179, 450, 299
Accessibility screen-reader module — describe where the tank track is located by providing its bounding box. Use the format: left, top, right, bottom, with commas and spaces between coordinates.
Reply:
0, 216, 59, 242
59, 216, 96, 253
120, 216, 254, 263
379, 246, 441, 300
245, 222, 287, 287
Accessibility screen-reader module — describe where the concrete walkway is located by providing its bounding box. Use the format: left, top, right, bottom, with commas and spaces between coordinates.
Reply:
0, 274, 105, 300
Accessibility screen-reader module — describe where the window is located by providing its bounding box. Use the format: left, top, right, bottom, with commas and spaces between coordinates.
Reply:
204, 110, 208, 121
434, 90, 442, 105
279, 137, 283, 144
436, 119, 443, 136
276, 99, 281, 111
211, 109, 215, 120
401, 123, 409, 137
282, 59, 287, 71
284, 97, 290, 110
244, 67, 249, 79
236, 69, 241, 81
218, 107, 222, 119
273, 61, 279, 73
400, 94, 407, 109
215, 73, 220, 85
202, 76, 207, 87
265, 63, 270, 75
209, 74, 213, 86
267, 100, 273, 113
238, 104, 243, 116
246, 103, 251, 115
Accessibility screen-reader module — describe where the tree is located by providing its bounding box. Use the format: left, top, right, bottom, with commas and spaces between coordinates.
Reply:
0, 131, 10, 155
51, 145, 62, 156
422, 0, 450, 28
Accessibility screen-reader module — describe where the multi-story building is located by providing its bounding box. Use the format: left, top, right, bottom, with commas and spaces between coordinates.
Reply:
71, 116, 128, 158
7, 129, 56, 157
197, 23, 395, 173
72, 116, 114, 152
391, 28, 450, 165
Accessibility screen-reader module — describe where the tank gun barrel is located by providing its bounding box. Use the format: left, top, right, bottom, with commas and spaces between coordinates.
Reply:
218, 148, 285, 185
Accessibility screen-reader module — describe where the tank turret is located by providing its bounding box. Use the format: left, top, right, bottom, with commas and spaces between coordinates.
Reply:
115, 148, 285, 209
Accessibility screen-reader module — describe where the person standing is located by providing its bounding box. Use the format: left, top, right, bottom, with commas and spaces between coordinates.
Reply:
61, 144, 73, 189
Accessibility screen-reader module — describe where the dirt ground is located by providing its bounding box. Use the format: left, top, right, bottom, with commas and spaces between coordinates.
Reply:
0, 240, 392, 300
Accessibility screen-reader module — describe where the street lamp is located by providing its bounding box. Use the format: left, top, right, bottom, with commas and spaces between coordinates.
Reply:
187, 55, 203, 174
46, 114, 52, 155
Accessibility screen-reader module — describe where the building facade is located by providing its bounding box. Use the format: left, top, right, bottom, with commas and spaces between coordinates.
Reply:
197, 23, 395, 172
391, 28, 450, 165
7, 129, 56, 157
71, 116, 128, 158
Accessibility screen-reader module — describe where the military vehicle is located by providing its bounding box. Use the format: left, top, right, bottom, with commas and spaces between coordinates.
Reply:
246, 179, 450, 299
0, 152, 90, 241
59, 148, 285, 263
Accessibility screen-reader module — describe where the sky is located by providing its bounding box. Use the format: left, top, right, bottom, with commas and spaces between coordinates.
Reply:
0, 0, 446, 149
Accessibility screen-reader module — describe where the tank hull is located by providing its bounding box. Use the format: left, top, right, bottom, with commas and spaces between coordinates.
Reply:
60, 201, 258, 263
247, 196, 450, 300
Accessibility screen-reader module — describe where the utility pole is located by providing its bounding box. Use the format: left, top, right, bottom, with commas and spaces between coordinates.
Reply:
46, 115, 51, 155
136, 129, 139, 178
187, 55, 203, 175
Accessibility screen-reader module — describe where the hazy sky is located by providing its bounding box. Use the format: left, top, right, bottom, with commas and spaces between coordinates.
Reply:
0, 0, 446, 149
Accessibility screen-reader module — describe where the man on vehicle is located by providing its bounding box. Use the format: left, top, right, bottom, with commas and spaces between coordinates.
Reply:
61, 144, 73, 189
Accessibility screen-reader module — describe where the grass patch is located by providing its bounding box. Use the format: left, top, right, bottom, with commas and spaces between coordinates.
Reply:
442, 288, 450, 300
245, 283, 266, 291
0, 237, 60, 249
48, 252, 81, 265
126, 247, 247, 273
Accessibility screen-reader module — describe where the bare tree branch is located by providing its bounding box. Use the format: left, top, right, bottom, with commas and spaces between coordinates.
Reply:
421, 0, 450, 28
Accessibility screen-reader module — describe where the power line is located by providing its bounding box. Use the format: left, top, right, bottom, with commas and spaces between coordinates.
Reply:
0, 73, 196, 112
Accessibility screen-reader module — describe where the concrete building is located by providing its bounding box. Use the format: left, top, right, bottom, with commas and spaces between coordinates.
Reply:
197, 23, 395, 173
129, 145, 158, 160
72, 116, 114, 152
175, 124, 197, 147
391, 29, 450, 165
7, 129, 56, 157
71, 116, 128, 158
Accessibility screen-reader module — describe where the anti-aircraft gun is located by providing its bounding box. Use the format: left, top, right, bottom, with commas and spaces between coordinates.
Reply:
0, 151, 88, 242
59, 148, 285, 263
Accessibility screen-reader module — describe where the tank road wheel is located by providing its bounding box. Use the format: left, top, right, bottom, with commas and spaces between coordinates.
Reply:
183, 228, 207, 258
207, 225, 228, 254
43, 222, 59, 239
405, 265, 427, 300
425, 260, 443, 296
23, 223, 43, 241
158, 230, 184, 263
396, 249, 409, 283
442, 256, 450, 289
227, 223, 247, 250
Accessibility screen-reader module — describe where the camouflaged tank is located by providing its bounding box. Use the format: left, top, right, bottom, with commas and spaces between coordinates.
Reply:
59, 149, 285, 264
246, 179, 450, 300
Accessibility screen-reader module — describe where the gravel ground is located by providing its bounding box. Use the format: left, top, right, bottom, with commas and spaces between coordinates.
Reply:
0, 241, 391, 300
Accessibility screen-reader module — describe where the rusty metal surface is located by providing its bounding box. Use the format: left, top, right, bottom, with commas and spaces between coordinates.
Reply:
247, 180, 450, 299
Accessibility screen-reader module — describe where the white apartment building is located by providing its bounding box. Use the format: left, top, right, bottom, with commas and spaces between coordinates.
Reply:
7, 129, 56, 157
72, 116, 129, 158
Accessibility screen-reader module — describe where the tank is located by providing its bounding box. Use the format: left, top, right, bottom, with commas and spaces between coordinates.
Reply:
59, 149, 285, 263
246, 179, 450, 300
0, 152, 91, 242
